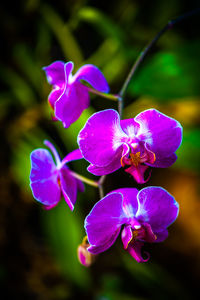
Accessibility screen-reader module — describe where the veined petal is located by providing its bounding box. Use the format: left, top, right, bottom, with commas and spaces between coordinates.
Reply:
60, 167, 78, 211
110, 188, 139, 217
73, 64, 109, 93
121, 225, 133, 249
135, 109, 183, 157
43, 61, 65, 86
85, 192, 129, 253
30, 149, 61, 206
146, 151, 177, 168
30, 178, 61, 207
78, 109, 127, 167
125, 164, 150, 184
30, 149, 57, 182
44, 61, 74, 114
55, 81, 89, 128
87, 143, 129, 175
136, 187, 179, 232
62, 149, 83, 164
120, 118, 140, 137
126, 241, 149, 263
87, 161, 120, 176
48, 87, 64, 109
88, 229, 121, 255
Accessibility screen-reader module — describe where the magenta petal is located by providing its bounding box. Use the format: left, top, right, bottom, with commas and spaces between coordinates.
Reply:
142, 223, 157, 243
43, 203, 59, 210
43, 61, 65, 86
125, 164, 150, 184
126, 241, 149, 263
87, 143, 129, 175
87, 162, 120, 176
136, 187, 179, 232
121, 225, 133, 249
48, 87, 64, 109
135, 109, 183, 157
30, 179, 61, 207
87, 151, 122, 176
74, 64, 109, 93
60, 167, 78, 211
146, 152, 177, 168
30, 149, 61, 206
88, 229, 121, 255
120, 118, 140, 137
78, 109, 127, 167
85, 192, 128, 253
110, 188, 138, 217
30, 149, 57, 182
55, 82, 89, 128
62, 149, 83, 164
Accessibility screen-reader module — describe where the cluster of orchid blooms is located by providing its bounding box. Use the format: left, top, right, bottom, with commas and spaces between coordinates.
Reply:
30, 60, 182, 266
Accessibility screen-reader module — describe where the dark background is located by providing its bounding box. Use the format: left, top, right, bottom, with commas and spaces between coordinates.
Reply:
0, 0, 200, 299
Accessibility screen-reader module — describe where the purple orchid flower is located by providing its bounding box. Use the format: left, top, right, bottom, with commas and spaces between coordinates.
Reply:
29, 140, 84, 210
78, 109, 183, 183
43, 61, 109, 128
85, 187, 179, 262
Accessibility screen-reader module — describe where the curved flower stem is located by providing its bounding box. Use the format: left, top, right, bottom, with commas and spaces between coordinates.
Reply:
70, 171, 98, 188
88, 87, 120, 101
118, 7, 200, 117
98, 175, 107, 199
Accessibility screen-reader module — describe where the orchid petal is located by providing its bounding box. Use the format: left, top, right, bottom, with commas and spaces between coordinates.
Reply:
125, 164, 150, 184
73, 64, 109, 93
121, 225, 133, 249
48, 87, 64, 109
62, 149, 83, 164
78, 109, 127, 167
146, 151, 177, 168
85, 192, 129, 253
135, 109, 183, 157
120, 118, 140, 137
136, 187, 179, 232
30, 149, 61, 206
126, 241, 149, 263
59, 167, 78, 211
30, 149, 57, 182
87, 161, 121, 176
88, 230, 121, 255
43, 61, 65, 86
55, 82, 89, 128
110, 188, 139, 217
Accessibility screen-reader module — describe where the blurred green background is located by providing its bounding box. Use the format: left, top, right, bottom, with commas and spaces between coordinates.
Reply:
0, 0, 200, 299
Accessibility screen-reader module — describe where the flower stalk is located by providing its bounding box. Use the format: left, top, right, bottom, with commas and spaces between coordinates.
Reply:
70, 171, 99, 188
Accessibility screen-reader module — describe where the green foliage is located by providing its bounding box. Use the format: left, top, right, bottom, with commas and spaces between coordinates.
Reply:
42, 200, 91, 289
128, 41, 200, 100
176, 128, 200, 172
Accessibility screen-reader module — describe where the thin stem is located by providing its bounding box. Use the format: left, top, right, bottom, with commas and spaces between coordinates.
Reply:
70, 171, 98, 188
119, 7, 200, 100
98, 175, 106, 199
88, 87, 120, 101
